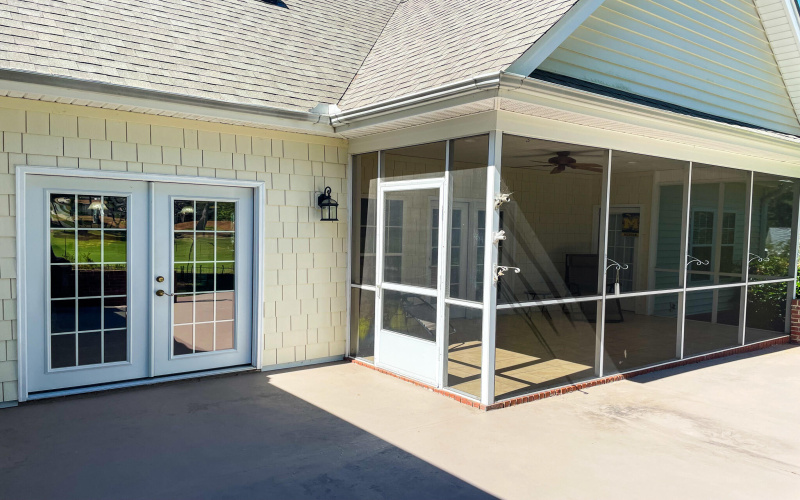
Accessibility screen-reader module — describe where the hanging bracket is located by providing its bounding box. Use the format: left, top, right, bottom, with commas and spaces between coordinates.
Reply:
605, 258, 629, 273
494, 192, 512, 210
492, 230, 506, 245
748, 253, 769, 265
493, 265, 520, 284
686, 255, 710, 268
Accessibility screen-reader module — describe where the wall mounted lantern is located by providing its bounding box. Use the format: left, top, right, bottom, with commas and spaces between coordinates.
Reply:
317, 186, 339, 221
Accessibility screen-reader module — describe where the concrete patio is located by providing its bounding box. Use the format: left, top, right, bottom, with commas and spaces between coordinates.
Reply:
1, 344, 799, 499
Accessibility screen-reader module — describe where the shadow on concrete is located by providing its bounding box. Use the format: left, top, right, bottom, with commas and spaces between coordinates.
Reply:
629, 344, 797, 384
0, 371, 495, 500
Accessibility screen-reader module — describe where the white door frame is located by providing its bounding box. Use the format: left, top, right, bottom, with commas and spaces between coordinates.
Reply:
375, 178, 447, 387
15, 166, 266, 402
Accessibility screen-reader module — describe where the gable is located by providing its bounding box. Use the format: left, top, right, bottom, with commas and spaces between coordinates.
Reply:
337, 0, 579, 110
536, 0, 800, 135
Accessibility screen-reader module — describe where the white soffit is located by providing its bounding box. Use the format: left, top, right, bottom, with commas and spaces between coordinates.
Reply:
754, 0, 800, 121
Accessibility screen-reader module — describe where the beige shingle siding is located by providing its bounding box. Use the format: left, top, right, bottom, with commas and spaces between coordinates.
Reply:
0, 0, 400, 111
338, 0, 578, 109
0, 97, 351, 400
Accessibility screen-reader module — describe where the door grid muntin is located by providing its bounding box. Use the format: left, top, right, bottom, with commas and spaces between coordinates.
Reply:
47, 191, 130, 370
171, 198, 238, 357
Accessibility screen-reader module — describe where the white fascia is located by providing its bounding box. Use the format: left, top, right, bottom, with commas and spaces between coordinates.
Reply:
0, 69, 338, 137
504, 0, 607, 76
340, 71, 800, 167
753, 0, 800, 122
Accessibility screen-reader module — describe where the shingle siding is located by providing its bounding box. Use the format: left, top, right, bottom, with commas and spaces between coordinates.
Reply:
0, 96, 350, 401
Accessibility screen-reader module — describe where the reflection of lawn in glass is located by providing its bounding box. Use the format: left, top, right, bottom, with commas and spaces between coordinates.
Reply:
61, 231, 128, 263
173, 234, 221, 262
174, 233, 194, 262
50, 230, 75, 262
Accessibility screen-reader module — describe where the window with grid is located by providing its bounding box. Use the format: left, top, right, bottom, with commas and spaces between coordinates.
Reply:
48, 193, 129, 368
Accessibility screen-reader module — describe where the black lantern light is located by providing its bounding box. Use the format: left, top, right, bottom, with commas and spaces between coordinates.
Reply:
317, 186, 339, 221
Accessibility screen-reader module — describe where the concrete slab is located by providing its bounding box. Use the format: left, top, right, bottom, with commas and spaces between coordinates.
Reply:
1, 345, 799, 499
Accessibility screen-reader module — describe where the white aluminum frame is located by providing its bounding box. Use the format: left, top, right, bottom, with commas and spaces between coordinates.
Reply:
348, 126, 800, 407
15, 166, 266, 402
375, 176, 448, 386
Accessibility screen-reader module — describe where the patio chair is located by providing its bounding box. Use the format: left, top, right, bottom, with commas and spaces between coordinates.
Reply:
399, 294, 456, 338
565, 254, 624, 323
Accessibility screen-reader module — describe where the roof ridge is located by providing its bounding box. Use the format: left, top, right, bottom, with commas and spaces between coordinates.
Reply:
336, 0, 406, 108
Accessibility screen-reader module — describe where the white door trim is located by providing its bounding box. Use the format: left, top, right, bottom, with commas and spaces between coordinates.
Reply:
15, 166, 266, 402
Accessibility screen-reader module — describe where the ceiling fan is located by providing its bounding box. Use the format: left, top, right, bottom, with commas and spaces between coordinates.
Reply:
508, 151, 604, 174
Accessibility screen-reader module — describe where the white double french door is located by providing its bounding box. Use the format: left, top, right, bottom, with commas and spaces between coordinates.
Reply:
23, 174, 254, 394
375, 179, 447, 386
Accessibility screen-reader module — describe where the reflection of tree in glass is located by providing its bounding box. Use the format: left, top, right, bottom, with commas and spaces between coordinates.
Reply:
195, 203, 212, 230
104, 197, 126, 228
50, 197, 74, 228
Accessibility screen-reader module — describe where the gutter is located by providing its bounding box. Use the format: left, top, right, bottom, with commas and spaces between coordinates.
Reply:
330, 72, 502, 126
0, 68, 337, 134
335, 69, 800, 150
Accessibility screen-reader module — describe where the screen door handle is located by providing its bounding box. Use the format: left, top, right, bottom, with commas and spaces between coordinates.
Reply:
155, 290, 175, 297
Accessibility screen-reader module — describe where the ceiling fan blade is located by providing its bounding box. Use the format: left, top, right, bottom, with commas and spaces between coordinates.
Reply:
571, 163, 604, 169
571, 165, 603, 173
550, 165, 565, 174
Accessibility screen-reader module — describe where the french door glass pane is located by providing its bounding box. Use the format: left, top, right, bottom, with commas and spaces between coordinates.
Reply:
48, 193, 129, 369
172, 200, 236, 356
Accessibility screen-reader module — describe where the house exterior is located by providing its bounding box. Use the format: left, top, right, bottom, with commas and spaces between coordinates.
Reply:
1, 0, 799, 409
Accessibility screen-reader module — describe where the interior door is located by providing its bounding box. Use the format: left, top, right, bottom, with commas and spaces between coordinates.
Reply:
375, 179, 445, 386
25, 175, 149, 393
152, 183, 254, 376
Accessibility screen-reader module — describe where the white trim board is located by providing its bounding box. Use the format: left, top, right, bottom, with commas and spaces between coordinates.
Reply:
754, 0, 800, 122
14, 166, 267, 402
505, 0, 607, 76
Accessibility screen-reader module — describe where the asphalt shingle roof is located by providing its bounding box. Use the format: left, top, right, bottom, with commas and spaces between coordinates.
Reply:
0, 0, 400, 112
337, 0, 579, 109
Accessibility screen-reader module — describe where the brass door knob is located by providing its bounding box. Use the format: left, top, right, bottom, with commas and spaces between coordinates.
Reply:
155, 289, 174, 297
156, 276, 165, 283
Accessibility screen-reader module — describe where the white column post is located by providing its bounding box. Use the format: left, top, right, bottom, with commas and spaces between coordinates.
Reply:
739, 172, 754, 345
480, 131, 501, 406
596, 150, 612, 377
677, 162, 692, 359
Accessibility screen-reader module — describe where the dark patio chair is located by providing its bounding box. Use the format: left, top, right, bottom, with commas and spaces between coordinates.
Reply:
565, 254, 624, 323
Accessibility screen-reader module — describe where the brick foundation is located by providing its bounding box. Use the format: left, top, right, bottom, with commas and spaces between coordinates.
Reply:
350, 335, 790, 411
791, 299, 800, 344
